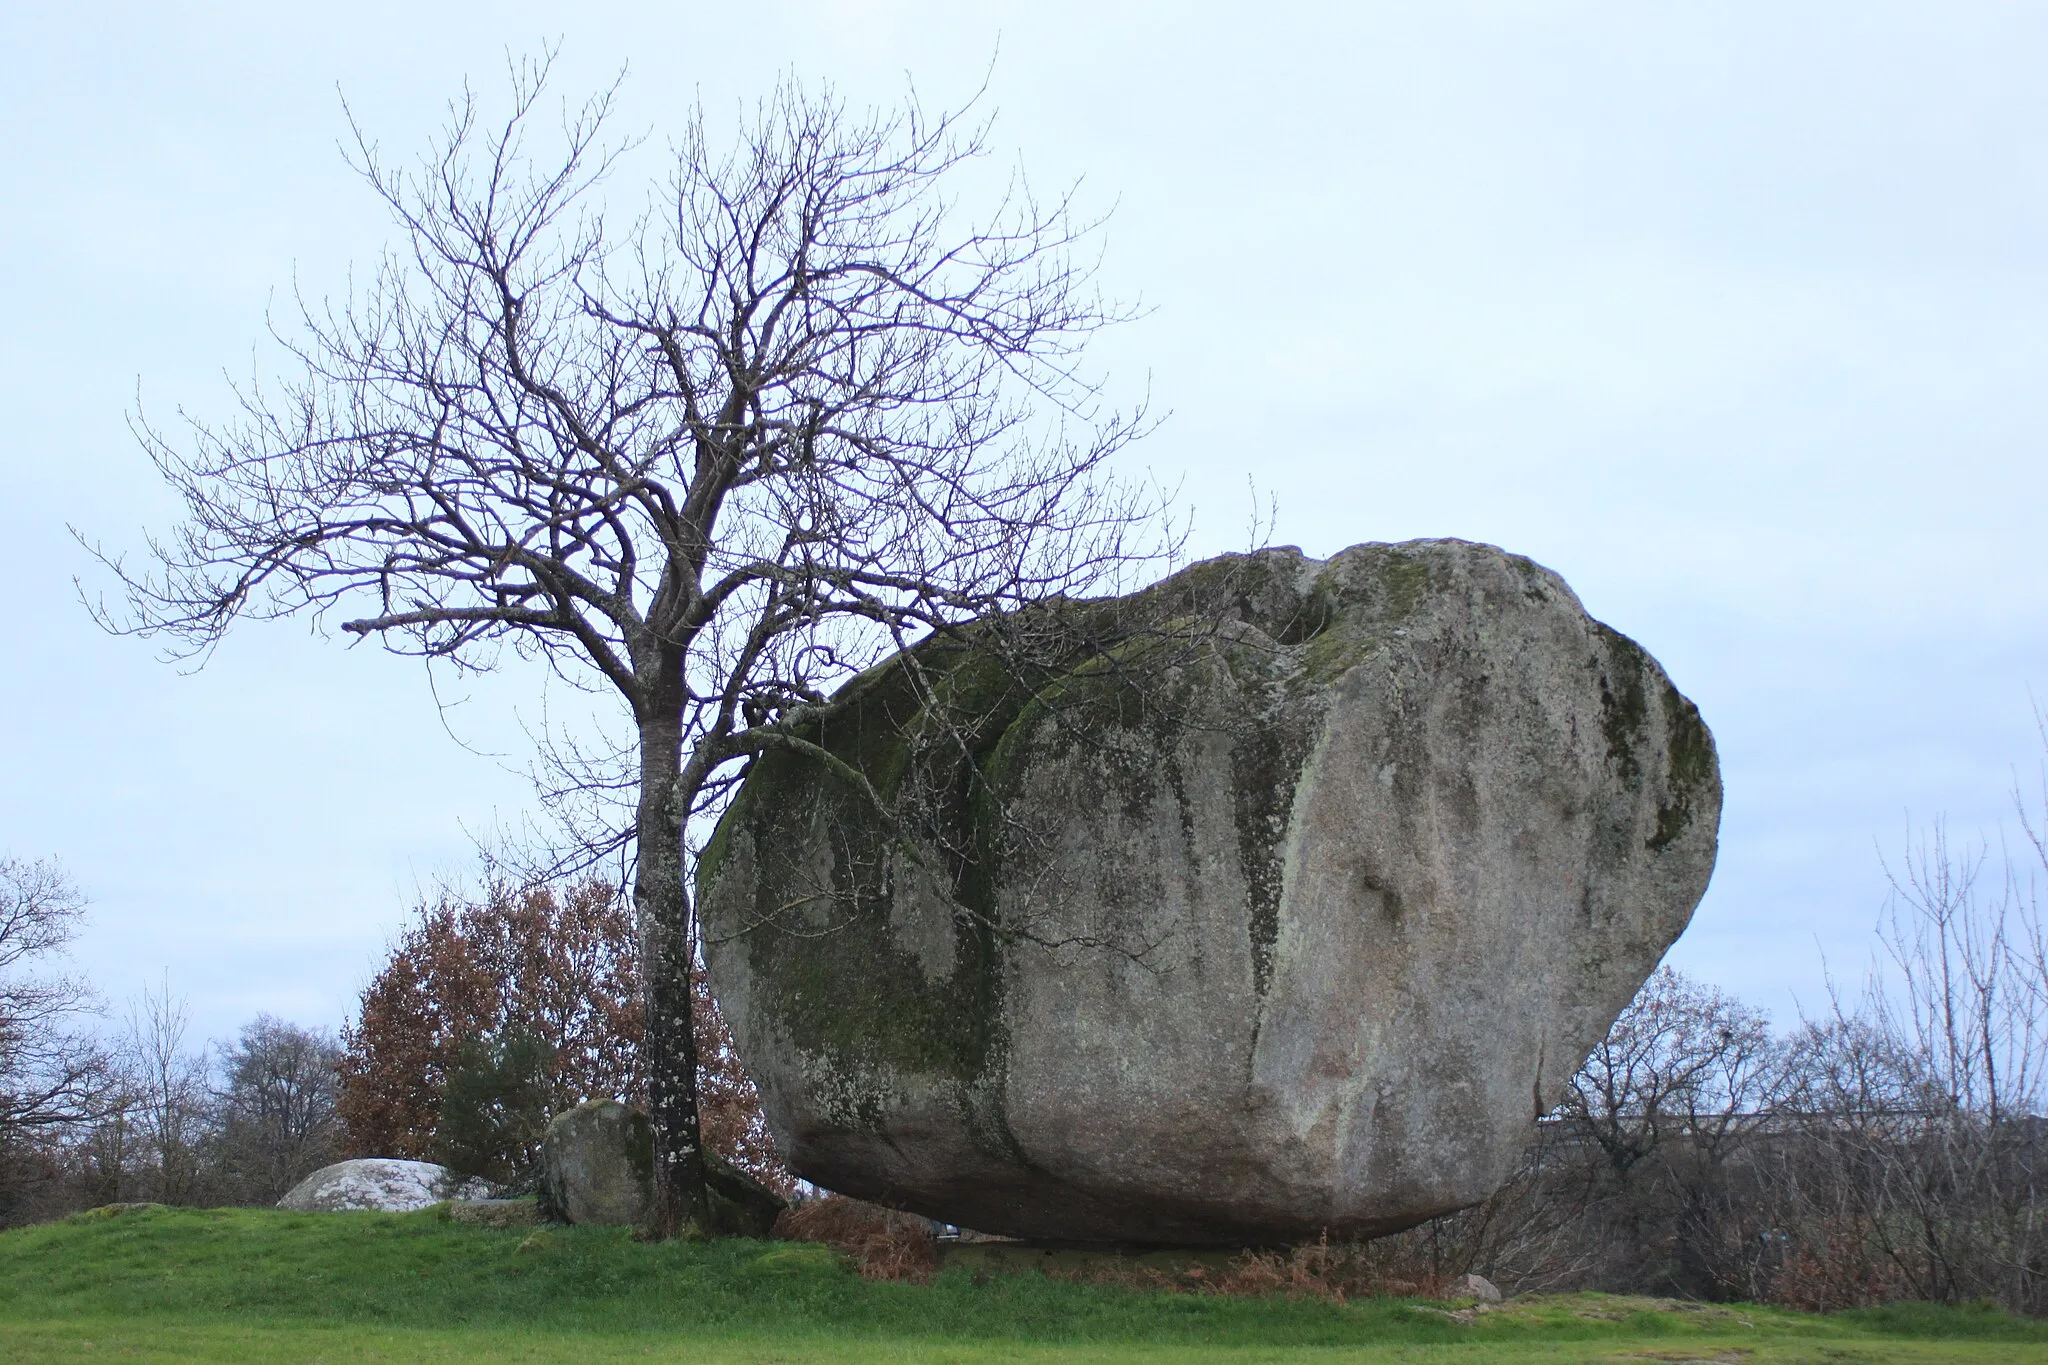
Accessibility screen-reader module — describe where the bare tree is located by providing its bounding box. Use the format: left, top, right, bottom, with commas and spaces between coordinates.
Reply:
1730, 797, 2048, 1312
1760, 1013, 1927, 1308
114, 978, 212, 1205
1563, 966, 1776, 1177
0, 858, 111, 1149
215, 1015, 342, 1204
84, 54, 1166, 1233
1844, 821, 2048, 1307
1878, 823, 2046, 1124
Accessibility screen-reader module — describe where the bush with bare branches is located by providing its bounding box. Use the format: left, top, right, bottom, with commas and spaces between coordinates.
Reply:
1350, 785, 2048, 1315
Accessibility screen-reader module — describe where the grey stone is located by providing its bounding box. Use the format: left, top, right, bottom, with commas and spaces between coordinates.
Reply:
704, 1150, 790, 1238
538, 1098, 789, 1236
539, 1099, 654, 1227
699, 539, 1720, 1246
276, 1158, 495, 1212
1455, 1272, 1503, 1302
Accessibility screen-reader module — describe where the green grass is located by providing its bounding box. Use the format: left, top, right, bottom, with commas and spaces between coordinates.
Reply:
1, 1204, 2043, 1361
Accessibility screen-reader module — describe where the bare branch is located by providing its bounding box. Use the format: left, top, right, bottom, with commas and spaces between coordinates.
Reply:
81, 57, 1176, 1239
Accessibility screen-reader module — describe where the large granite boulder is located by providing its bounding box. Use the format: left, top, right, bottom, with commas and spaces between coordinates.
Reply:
699, 540, 1720, 1245
276, 1158, 494, 1212
539, 1099, 789, 1236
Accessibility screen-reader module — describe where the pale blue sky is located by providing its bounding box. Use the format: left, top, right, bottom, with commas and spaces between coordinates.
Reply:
5, 1, 2045, 1048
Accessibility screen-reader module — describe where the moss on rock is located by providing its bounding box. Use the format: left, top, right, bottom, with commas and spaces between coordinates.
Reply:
696, 538, 1721, 1246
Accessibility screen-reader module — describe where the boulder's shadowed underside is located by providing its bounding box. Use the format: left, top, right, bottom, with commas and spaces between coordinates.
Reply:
700, 540, 1721, 1245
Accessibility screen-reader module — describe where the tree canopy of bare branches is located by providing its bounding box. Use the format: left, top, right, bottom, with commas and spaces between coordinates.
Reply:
83, 53, 1163, 1232
0, 858, 110, 1149
1563, 966, 1779, 1177
211, 1015, 344, 1205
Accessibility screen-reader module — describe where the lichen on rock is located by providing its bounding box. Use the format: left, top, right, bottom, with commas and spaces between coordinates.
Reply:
538, 1098, 788, 1236
699, 539, 1721, 1245
275, 1158, 494, 1212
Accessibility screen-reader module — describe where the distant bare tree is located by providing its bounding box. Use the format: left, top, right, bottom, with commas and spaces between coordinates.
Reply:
1784, 819, 2048, 1309
86, 54, 1165, 1234
1563, 966, 1777, 1178
1758, 1013, 1926, 1308
114, 979, 211, 1205
0, 858, 111, 1146
0, 858, 115, 1223
1879, 822, 2047, 1123
214, 1016, 342, 1204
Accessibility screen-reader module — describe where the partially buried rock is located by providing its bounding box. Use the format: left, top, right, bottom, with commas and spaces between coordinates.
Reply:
539, 1098, 788, 1236
1455, 1272, 1503, 1303
539, 1099, 652, 1227
277, 1158, 494, 1212
703, 1150, 791, 1239
699, 539, 1722, 1245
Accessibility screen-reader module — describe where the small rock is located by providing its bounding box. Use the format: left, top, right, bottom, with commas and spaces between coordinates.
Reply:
539, 1098, 787, 1235
277, 1158, 495, 1212
540, 1100, 654, 1226
704, 1150, 788, 1238
1455, 1271, 1503, 1302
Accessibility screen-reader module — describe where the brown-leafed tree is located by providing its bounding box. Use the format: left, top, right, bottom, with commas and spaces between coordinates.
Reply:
338, 879, 641, 1160
338, 900, 492, 1161
337, 877, 783, 1190
86, 54, 1163, 1231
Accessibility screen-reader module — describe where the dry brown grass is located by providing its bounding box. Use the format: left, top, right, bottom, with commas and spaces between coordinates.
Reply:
773, 1201, 1463, 1300
1053, 1233, 1447, 1303
1212, 1236, 1446, 1301
1766, 1217, 1921, 1312
772, 1194, 938, 1282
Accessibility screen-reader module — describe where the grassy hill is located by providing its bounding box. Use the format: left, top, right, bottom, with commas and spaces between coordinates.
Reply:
2, 1203, 2043, 1362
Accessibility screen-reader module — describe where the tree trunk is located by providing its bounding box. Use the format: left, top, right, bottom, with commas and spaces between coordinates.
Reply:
635, 709, 707, 1237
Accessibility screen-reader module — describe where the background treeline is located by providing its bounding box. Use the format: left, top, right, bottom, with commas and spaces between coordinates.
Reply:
0, 925, 347, 1223
6, 802, 2048, 1316
0, 868, 781, 1226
